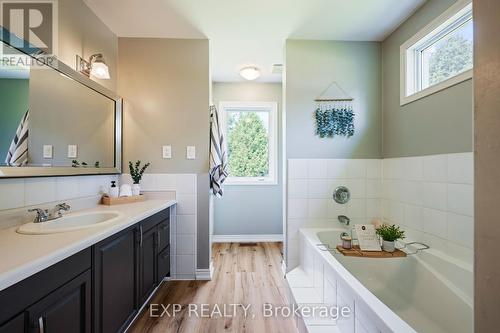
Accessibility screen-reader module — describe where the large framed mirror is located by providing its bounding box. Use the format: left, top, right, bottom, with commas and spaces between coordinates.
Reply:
0, 29, 122, 178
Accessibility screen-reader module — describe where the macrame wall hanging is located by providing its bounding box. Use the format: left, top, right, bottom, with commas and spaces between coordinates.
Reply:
314, 81, 354, 138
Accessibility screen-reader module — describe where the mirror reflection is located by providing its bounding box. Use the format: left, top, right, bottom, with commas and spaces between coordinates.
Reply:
0, 42, 116, 168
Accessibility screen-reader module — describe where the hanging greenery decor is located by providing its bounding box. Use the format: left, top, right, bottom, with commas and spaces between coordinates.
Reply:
315, 101, 354, 138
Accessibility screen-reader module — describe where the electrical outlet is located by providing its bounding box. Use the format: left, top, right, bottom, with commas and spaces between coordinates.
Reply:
68, 145, 78, 158
186, 146, 196, 160
43, 145, 53, 159
162, 145, 172, 159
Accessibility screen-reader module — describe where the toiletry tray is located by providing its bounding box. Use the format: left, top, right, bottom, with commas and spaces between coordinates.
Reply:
336, 245, 407, 258
101, 194, 146, 206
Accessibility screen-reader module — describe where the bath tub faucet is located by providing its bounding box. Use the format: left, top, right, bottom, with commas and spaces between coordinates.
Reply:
338, 215, 350, 226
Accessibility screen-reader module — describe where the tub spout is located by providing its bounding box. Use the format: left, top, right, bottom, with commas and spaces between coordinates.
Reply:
338, 215, 350, 226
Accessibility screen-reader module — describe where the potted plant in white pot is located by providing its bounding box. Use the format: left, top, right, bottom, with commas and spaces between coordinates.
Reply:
129, 160, 150, 196
375, 224, 405, 252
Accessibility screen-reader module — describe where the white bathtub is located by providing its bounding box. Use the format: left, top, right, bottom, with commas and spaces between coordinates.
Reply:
291, 228, 473, 333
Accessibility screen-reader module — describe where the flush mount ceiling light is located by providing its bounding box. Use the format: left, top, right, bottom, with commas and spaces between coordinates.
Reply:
239, 66, 260, 80
76, 53, 110, 80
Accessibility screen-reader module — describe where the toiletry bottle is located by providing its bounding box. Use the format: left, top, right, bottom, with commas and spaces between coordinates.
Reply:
109, 181, 119, 198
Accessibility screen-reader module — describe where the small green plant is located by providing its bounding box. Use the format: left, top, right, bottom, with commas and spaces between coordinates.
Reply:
129, 160, 150, 184
376, 224, 406, 242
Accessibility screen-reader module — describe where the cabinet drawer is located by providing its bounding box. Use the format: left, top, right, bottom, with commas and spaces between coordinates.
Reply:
0, 248, 91, 324
157, 246, 170, 281
140, 208, 169, 232
157, 220, 170, 252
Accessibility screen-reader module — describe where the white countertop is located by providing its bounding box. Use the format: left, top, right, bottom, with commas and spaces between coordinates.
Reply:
0, 199, 176, 292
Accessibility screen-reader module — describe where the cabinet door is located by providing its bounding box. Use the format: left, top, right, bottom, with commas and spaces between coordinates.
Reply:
27, 270, 91, 333
157, 246, 170, 282
0, 313, 25, 333
157, 220, 170, 252
139, 226, 157, 304
93, 228, 137, 333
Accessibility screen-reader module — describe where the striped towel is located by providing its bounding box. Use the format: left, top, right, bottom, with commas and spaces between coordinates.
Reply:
5, 109, 29, 166
209, 105, 228, 196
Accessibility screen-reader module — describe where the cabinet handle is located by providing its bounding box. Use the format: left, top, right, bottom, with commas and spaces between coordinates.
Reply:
38, 316, 45, 333
140, 226, 143, 247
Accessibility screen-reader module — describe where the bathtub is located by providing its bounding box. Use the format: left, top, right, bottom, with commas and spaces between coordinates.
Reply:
292, 228, 473, 333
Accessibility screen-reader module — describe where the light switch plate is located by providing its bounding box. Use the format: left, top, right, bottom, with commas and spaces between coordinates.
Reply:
186, 146, 196, 160
68, 145, 78, 158
162, 145, 172, 159
43, 145, 53, 159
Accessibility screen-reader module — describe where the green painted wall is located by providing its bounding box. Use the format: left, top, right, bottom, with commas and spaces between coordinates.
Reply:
0, 79, 29, 162
382, 0, 473, 157
285, 40, 382, 159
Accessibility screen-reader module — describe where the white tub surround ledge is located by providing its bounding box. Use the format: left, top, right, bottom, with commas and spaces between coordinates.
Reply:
0, 199, 177, 291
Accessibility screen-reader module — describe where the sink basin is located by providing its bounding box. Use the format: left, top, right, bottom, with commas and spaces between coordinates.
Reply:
17, 211, 124, 235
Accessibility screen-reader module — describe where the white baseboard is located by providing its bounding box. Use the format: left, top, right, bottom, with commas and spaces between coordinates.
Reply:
196, 261, 214, 280
212, 234, 283, 243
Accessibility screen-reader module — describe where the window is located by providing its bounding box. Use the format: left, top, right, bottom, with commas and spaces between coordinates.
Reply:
219, 101, 278, 185
400, 0, 473, 105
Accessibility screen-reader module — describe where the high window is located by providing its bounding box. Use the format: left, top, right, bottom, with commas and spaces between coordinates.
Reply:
401, 0, 473, 105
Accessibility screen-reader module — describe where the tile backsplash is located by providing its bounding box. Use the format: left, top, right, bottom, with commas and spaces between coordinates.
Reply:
287, 159, 382, 270
382, 152, 474, 264
0, 175, 117, 229
287, 152, 474, 270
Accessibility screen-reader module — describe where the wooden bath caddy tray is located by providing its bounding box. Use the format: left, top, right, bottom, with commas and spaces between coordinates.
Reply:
101, 194, 145, 206
336, 245, 406, 258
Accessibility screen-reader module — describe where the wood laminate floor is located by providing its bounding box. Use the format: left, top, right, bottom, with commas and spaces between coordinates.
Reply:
129, 242, 297, 333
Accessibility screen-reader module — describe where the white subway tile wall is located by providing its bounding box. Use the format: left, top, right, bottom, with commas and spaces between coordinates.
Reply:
0, 175, 118, 229
287, 153, 474, 270
121, 173, 198, 280
382, 153, 474, 264
0, 175, 117, 214
287, 159, 382, 270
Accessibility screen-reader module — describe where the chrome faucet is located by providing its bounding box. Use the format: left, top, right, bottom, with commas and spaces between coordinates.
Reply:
28, 208, 49, 223
28, 203, 71, 223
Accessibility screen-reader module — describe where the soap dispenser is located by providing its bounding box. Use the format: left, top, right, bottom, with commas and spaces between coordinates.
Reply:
109, 181, 119, 198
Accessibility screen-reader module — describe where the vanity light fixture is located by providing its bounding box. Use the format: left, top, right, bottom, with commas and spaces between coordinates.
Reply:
76, 53, 110, 80
239, 66, 260, 81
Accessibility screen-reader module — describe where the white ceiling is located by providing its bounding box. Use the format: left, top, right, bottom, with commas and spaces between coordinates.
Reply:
84, 0, 425, 82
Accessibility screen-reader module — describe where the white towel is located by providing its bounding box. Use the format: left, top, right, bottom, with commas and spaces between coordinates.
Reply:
209, 105, 228, 196
5, 109, 29, 166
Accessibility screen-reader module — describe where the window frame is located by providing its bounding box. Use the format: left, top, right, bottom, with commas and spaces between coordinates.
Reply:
400, 0, 473, 106
219, 101, 278, 186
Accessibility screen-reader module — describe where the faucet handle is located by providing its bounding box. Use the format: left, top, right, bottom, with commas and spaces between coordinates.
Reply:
28, 208, 49, 223
55, 202, 71, 210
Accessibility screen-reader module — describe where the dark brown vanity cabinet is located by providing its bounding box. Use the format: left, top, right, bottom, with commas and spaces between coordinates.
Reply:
0, 207, 171, 333
27, 270, 92, 333
93, 227, 138, 333
138, 225, 157, 304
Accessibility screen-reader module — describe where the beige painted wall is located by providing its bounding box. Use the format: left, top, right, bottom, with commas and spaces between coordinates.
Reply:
58, 0, 118, 91
382, 0, 473, 158
474, 0, 500, 330
118, 37, 211, 269
118, 38, 209, 174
